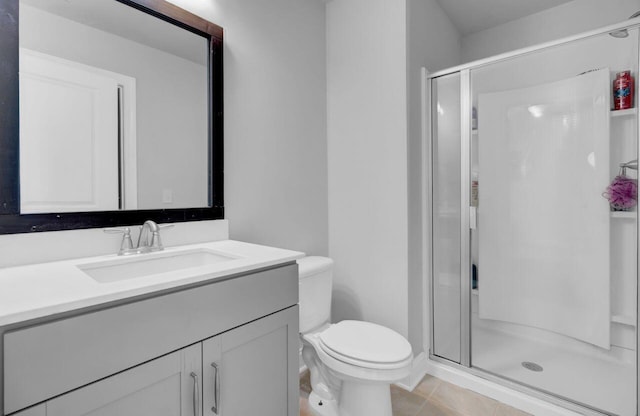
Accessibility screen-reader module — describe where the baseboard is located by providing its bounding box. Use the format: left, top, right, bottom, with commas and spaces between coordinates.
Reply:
394, 352, 429, 391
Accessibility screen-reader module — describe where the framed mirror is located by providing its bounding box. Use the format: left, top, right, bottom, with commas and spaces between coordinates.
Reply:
0, 0, 223, 234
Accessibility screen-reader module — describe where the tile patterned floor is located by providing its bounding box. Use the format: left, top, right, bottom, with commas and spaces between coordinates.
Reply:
299, 371, 531, 416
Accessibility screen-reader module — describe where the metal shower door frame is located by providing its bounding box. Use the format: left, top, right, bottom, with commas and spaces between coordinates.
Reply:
424, 16, 640, 416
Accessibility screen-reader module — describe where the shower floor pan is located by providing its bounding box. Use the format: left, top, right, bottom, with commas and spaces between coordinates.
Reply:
472, 322, 635, 416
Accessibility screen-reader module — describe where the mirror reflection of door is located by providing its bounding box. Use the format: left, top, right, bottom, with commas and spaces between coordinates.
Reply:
19, 0, 210, 213
19, 49, 137, 213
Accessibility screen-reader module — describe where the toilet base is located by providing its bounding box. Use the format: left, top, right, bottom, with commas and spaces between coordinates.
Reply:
308, 391, 338, 416
308, 381, 393, 416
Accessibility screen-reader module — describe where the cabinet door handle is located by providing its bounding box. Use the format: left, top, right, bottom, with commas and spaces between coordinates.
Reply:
211, 362, 220, 414
190, 372, 200, 416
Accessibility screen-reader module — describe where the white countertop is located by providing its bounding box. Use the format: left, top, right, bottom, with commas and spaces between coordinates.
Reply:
0, 240, 305, 326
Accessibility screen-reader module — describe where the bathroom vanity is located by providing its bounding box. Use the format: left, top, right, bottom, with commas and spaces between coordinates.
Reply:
0, 240, 303, 416
0, 0, 304, 413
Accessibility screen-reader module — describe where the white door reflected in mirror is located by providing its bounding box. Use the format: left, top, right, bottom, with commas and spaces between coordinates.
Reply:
19, 0, 210, 213
20, 49, 138, 213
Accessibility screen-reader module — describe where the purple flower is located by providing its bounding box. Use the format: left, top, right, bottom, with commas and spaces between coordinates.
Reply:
604, 175, 638, 210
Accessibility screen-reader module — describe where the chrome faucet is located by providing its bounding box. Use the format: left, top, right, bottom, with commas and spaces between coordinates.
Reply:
104, 220, 172, 255
137, 220, 164, 252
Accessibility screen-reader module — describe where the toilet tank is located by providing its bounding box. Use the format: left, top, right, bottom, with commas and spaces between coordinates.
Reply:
298, 256, 334, 333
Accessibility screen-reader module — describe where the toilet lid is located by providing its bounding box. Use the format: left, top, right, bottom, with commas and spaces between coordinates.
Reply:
319, 320, 412, 366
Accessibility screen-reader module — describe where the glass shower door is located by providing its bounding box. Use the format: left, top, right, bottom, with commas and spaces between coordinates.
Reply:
431, 72, 463, 364
469, 29, 638, 415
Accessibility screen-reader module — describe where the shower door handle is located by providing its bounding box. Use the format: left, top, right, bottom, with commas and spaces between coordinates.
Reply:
469, 206, 477, 230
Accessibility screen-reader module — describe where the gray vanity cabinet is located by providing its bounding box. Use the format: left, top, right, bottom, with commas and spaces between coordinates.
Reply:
202, 306, 299, 416
11, 406, 44, 416
19, 307, 299, 416
4, 263, 300, 416
46, 344, 201, 416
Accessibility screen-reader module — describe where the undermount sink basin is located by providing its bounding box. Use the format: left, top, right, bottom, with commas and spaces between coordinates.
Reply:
78, 248, 238, 283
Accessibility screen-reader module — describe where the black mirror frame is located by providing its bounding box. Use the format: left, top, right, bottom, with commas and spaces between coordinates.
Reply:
0, 0, 224, 234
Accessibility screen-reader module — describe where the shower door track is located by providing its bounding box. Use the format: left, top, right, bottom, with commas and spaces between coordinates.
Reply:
427, 354, 615, 416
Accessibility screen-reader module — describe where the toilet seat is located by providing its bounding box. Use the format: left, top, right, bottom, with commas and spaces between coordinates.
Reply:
303, 330, 412, 384
318, 320, 412, 370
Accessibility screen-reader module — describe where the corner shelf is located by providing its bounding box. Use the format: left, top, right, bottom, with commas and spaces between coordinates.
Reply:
608, 79, 637, 338
610, 211, 636, 219
611, 314, 636, 327
611, 108, 637, 118
472, 290, 636, 326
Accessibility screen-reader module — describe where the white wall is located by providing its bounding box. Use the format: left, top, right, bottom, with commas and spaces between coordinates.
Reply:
326, 0, 460, 353
166, 0, 328, 256
20, 4, 209, 210
408, 0, 461, 73
462, 0, 640, 63
327, 0, 409, 337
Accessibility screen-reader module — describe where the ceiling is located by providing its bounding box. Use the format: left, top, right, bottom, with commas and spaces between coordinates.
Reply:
435, 0, 575, 35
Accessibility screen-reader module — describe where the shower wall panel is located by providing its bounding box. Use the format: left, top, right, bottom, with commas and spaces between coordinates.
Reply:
477, 69, 611, 349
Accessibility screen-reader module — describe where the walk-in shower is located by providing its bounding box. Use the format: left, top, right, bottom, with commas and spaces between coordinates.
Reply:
428, 20, 639, 416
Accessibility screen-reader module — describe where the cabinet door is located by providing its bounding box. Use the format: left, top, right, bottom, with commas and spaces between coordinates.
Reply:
202, 306, 299, 416
46, 344, 202, 416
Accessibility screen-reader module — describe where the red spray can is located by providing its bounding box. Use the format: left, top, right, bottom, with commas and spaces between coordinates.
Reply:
614, 70, 634, 110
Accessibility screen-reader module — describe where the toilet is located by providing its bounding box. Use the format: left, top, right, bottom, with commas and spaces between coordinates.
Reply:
298, 256, 413, 416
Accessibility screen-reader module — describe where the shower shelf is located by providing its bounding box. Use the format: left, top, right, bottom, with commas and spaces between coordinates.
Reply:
610, 211, 636, 219
471, 290, 636, 326
611, 314, 635, 326
610, 108, 637, 117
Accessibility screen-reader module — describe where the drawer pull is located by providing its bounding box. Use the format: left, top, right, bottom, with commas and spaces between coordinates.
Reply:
190, 372, 199, 416
211, 362, 220, 414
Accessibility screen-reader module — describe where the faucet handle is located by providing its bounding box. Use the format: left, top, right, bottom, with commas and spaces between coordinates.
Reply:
104, 227, 135, 255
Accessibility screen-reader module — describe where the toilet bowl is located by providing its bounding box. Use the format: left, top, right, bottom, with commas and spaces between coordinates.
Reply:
298, 256, 413, 416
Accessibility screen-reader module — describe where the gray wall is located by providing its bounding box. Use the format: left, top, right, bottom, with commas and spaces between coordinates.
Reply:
167, 0, 328, 256
327, 0, 409, 338
326, 0, 462, 356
